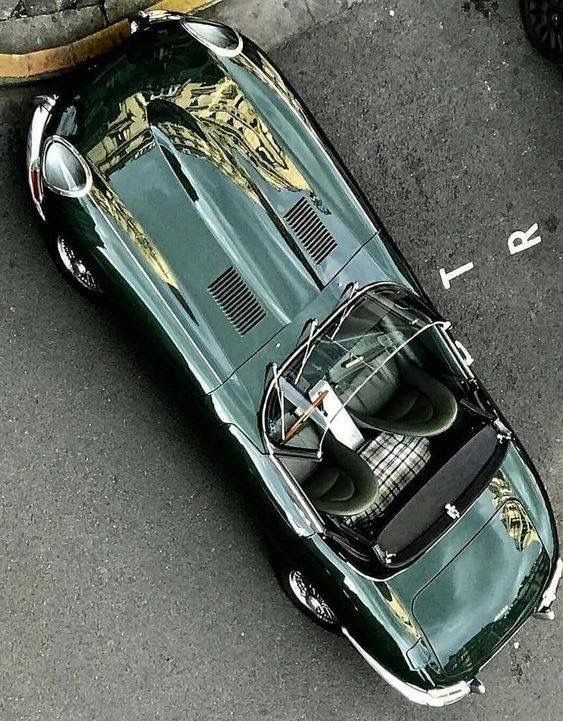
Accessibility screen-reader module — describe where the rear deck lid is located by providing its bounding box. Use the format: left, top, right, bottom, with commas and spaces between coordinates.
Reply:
412, 501, 548, 678
376, 424, 503, 566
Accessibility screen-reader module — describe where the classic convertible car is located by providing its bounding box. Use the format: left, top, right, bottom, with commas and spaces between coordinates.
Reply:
27, 11, 560, 707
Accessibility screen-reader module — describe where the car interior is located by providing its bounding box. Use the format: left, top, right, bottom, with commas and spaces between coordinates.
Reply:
264, 287, 504, 567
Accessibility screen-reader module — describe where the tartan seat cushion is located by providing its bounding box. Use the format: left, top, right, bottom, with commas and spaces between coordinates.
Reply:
343, 432, 431, 538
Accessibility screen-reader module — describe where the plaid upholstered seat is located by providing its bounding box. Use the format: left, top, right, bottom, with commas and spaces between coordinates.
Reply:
343, 433, 430, 537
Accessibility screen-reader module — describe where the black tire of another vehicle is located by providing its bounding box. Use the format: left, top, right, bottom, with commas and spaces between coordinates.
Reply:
520, 0, 563, 64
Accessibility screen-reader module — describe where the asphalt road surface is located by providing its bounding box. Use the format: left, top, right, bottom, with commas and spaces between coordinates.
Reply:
0, 1, 561, 720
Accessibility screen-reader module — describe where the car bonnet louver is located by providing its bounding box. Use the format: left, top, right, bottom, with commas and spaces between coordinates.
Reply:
284, 197, 337, 265
208, 266, 266, 336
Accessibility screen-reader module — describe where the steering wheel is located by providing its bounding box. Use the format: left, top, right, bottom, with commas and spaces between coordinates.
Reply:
285, 390, 329, 442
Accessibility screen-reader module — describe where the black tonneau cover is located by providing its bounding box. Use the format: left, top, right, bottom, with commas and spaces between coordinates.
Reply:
377, 424, 505, 565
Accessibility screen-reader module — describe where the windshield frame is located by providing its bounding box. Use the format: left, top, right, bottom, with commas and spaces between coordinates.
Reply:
261, 281, 468, 455
315, 318, 451, 451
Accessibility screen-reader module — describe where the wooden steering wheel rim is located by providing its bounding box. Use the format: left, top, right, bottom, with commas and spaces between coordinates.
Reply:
284, 390, 329, 442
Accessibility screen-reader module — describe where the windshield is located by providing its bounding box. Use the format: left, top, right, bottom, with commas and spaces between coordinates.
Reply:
265, 287, 462, 452
299, 294, 436, 404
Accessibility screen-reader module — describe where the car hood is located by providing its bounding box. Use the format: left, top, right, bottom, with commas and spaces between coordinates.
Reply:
412, 500, 549, 678
69, 27, 379, 388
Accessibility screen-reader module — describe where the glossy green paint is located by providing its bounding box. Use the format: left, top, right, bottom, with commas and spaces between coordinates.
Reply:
261, 441, 557, 688
412, 504, 548, 677
55, 24, 413, 396
41, 18, 559, 697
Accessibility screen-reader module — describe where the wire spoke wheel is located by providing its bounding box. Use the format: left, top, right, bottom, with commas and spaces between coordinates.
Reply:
287, 570, 338, 627
56, 235, 102, 294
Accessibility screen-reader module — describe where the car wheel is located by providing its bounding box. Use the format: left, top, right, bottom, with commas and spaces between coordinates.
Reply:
47, 233, 104, 299
279, 566, 339, 631
521, 0, 563, 64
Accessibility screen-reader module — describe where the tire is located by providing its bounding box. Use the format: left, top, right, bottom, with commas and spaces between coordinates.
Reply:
521, 0, 563, 64
277, 564, 339, 631
46, 232, 105, 300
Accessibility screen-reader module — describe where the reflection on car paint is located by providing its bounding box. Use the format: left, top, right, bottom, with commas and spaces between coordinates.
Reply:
489, 475, 541, 551
90, 182, 182, 294
86, 54, 312, 205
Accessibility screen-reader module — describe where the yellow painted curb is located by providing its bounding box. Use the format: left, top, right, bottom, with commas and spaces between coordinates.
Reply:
0, 0, 220, 81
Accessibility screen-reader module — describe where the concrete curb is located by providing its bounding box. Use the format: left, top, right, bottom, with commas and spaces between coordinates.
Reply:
0, 0, 219, 83
0, 0, 364, 83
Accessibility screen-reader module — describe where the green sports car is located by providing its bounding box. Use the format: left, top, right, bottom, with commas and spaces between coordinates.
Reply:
26, 11, 560, 707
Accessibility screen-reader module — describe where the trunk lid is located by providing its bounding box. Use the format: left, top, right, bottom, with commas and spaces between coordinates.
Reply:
412, 501, 549, 678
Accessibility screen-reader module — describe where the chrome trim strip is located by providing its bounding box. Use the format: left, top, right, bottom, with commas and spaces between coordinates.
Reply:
27, 95, 57, 220
41, 135, 93, 199
342, 628, 472, 707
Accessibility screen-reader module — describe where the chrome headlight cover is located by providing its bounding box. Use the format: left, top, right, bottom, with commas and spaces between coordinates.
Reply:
181, 17, 243, 58
41, 135, 92, 198
131, 10, 243, 58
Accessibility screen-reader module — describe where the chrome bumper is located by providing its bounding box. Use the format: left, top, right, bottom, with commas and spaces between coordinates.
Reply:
342, 628, 478, 707
534, 557, 562, 620
26, 95, 57, 221
343, 558, 561, 705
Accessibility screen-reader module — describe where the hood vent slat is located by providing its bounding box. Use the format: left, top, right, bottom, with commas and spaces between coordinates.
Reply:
284, 197, 337, 265
208, 266, 266, 336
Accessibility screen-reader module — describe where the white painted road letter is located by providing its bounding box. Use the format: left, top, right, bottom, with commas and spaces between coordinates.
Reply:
508, 223, 541, 255
439, 261, 475, 290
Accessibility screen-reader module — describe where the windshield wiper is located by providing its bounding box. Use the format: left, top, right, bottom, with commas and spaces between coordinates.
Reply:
271, 362, 286, 441
328, 282, 359, 341
294, 317, 318, 384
